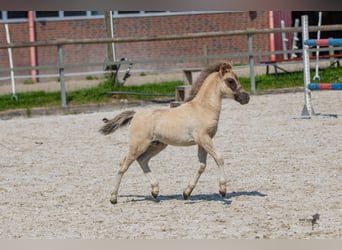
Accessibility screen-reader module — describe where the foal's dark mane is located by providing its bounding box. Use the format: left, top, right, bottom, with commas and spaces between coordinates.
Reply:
185, 61, 232, 102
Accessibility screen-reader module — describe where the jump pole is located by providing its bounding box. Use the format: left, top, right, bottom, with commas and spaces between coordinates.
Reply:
304, 38, 342, 47
301, 15, 314, 117
5, 24, 18, 101
308, 83, 342, 90
301, 15, 342, 118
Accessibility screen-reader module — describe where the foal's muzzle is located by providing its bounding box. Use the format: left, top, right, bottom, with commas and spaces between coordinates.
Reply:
234, 92, 250, 105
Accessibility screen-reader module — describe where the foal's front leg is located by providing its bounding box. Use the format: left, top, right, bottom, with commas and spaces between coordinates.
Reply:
198, 136, 227, 198
183, 146, 207, 200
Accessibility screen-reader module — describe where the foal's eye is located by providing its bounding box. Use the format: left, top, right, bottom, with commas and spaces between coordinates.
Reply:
225, 78, 237, 91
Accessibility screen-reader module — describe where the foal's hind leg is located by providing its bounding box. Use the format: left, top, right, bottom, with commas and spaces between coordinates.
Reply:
137, 141, 167, 199
183, 146, 207, 200
110, 155, 135, 204
110, 140, 152, 204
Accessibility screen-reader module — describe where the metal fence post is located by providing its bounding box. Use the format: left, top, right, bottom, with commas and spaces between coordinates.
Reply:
203, 44, 209, 67
57, 45, 67, 107
247, 33, 256, 94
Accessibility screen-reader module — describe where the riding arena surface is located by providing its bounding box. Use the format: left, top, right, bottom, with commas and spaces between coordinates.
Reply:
0, 91, 341, 239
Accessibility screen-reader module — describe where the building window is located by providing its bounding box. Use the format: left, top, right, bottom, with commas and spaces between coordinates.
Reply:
117, 11, 141, 15
64, 11, 87, 17
144, 11, 165, 14
112, 11, 226, 18
36, 11, 59, 18
0, 11, 229, 23
7, 11, 28, 19
91, 11, 104, 16
34, 11, 105, 21
0, 11, 28, 22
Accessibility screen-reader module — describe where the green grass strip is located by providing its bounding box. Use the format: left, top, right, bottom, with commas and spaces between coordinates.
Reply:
1, 67, 341, 112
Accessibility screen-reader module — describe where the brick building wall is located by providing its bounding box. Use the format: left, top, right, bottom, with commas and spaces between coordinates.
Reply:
114, 11, 270, 69
0, 11, 270, 80
0, 22, 32, 77
0, 19, 107, 78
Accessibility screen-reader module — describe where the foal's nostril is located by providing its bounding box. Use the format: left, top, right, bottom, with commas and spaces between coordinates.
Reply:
244, 93, 250, 103
235, 92, 250, 104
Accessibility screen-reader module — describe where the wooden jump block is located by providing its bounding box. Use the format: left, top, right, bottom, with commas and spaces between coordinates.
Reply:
170, 68, 200, 107
170, 85, 191, 108
175, 85, 191, 101
183, 68, 201, 85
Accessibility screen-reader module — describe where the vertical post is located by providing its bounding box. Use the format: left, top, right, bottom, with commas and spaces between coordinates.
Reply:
105, 11, 115, 65
5, 23, 18, 101
109, 11, 116, 62
328, 37, 335, 66
203, 45, 208, 67
291, 18, 300, 59
281, 20, 288, 60
301, 15, 314, 117
268, 11, 276, 61
313, 11, 322, 81
57, 45, 67, 108
247, 33, 256, 94
28, 11, 37, 83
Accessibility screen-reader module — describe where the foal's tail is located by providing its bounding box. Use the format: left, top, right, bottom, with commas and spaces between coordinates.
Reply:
99, 110, 136, 135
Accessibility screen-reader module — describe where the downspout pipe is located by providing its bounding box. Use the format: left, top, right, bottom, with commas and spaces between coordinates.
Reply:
28, 11, 37, 82
268, 10, 276, 61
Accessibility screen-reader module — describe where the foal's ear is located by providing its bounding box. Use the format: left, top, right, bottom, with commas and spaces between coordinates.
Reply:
219, 62, 232, 77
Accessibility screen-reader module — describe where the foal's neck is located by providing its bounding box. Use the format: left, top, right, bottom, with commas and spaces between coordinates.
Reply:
191, 75, 223, 114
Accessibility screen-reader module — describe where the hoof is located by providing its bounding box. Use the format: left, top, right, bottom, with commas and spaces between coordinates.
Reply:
151, 191, 159, 199
183, 192, 189, 200
219, 190, 226, 198
110, 197, 117, 205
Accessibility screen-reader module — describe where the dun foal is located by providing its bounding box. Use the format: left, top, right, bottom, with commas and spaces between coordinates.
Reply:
100, 61, 249, 204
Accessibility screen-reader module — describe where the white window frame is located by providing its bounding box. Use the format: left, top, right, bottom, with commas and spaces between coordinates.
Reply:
0, 11, 232, 23
0, 11, 28, 23
112, 11, 229, 18
34, 11, 104, 21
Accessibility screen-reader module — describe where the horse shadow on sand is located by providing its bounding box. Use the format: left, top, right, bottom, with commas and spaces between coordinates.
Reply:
120, 191, 267, 205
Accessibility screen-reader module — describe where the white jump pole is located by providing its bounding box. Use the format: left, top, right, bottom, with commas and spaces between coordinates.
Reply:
291, 18, 300, 59
5, 23, 18, 100
313, 11, 322, 81
281, 20, 288, 60
301, 15, 315, 117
